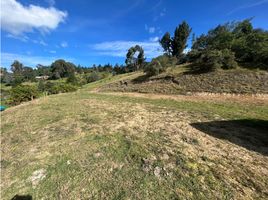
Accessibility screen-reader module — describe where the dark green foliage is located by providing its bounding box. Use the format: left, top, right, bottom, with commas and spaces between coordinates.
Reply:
9, 85, 39, 105
38, 80, 46, 92
36, 64, 52, 76
221, 49, 238, 69
11, 60, 23, 74
172, 21, 192, 57
49, 83, 77, 94
144, 61, 163, 76
11, 75, 24, 86
86, 71, 101, 83
37, 81, 77, 95
51, 59, 76, 79
0, 68, 13, 84
159, 21, 192, 61
22, 66, 36, 81
125, 45, 145, 71
144, 55, 177, 76
192, 49, 237, 72
66, 73, 78, 85
160, 32, 172, 56
191, 19, 268, 69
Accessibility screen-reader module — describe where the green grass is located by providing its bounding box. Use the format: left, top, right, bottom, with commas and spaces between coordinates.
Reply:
1, 71, 268, 199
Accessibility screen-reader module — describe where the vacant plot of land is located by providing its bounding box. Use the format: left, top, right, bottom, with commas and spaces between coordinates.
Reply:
1, 86, 268, 199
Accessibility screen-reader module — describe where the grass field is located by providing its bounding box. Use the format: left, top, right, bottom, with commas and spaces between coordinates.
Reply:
1, 72, 268, 199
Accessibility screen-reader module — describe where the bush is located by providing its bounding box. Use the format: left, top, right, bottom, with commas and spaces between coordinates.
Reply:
66, 73, 78, 85
49, 83, 77, 94
144, 60, 163, 76
86, 72, 101, 83
192, 49, 237, 72
9, 85, 39, 105
221, 49, 238, 69
144, 55, 177, 76
38, 80, 46, 92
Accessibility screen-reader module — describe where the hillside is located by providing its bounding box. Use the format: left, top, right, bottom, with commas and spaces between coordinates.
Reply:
99, 66, 268, 95
1, 74, 268, 199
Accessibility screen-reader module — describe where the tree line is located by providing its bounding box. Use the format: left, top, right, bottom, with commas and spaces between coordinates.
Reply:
0, 60, 130, 86
159, 18, 268, 73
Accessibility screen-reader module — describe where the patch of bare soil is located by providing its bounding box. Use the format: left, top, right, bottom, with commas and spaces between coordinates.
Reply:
94, 91, 268, 105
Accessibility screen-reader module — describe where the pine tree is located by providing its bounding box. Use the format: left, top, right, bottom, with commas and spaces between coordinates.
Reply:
172, 21, 192, 57
160, 32, 172, 56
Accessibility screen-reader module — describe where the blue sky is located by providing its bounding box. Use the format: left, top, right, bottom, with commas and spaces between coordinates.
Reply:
1, 0, 268, 68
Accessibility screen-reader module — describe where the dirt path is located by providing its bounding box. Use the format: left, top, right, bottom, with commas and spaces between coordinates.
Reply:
91, 91, 268, 105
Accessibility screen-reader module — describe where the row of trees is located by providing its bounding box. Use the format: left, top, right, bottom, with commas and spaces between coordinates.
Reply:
158, 19, 268, 73
0, 60, 131, 85
190, 19, 268, 70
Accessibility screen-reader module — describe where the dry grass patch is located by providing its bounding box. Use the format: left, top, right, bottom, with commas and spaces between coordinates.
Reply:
1, 90, 268, 199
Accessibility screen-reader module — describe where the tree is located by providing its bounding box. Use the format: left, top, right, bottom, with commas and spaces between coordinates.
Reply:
22, 66, 35, 81
172, 21, 192, 57
125, 45, 145, 71
36, 64, 52, 76
191, 19, 268, 69
51, 59, 76, 79
160, 32, 172, 56
11, 60, 23, 74
0, 68, 9, 83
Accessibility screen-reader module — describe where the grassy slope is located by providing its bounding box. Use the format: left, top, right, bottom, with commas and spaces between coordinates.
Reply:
1, 72, 268, 199
100, 66, 268, 94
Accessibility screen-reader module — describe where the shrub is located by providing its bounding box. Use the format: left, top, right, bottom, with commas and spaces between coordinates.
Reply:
154, 55, 177, 68
66, 73, 78, 85
9, 85, 39, 105
144, 60, 163, 76
144, 55, 177, 76
221, 49, 238, 69
86, 72, 101, 83
50, 83, 77, 94
192, 49, 237, 72
38, 80, 46, 92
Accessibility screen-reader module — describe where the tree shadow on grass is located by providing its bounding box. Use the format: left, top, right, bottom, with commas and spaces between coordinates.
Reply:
131, 74, 150, 84
190, 119, 268, 156
11, 195, 32, 200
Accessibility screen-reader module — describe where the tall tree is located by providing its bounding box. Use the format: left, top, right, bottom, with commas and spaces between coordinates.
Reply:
51, 59, 76, 79
160, 32, 172, 56
172, 21, 192, 57
11, 60, 23, 74
125, 45, 145, 71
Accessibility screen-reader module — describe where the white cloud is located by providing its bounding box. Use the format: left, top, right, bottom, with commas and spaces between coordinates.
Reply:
61, 41, 68, 48
145, 24, 156, 34
149, 27, 156, 33
92, 40, 163, 58
6, 34, 29, 42
1, 52, 74, 68
40, 40, 48, 46
6, 33, 48, 46
49, 50, 56, 54
0, 0, 67, 35
32, 39, 48, 46
1, 52, 54, 67
149, 37, 159, 42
